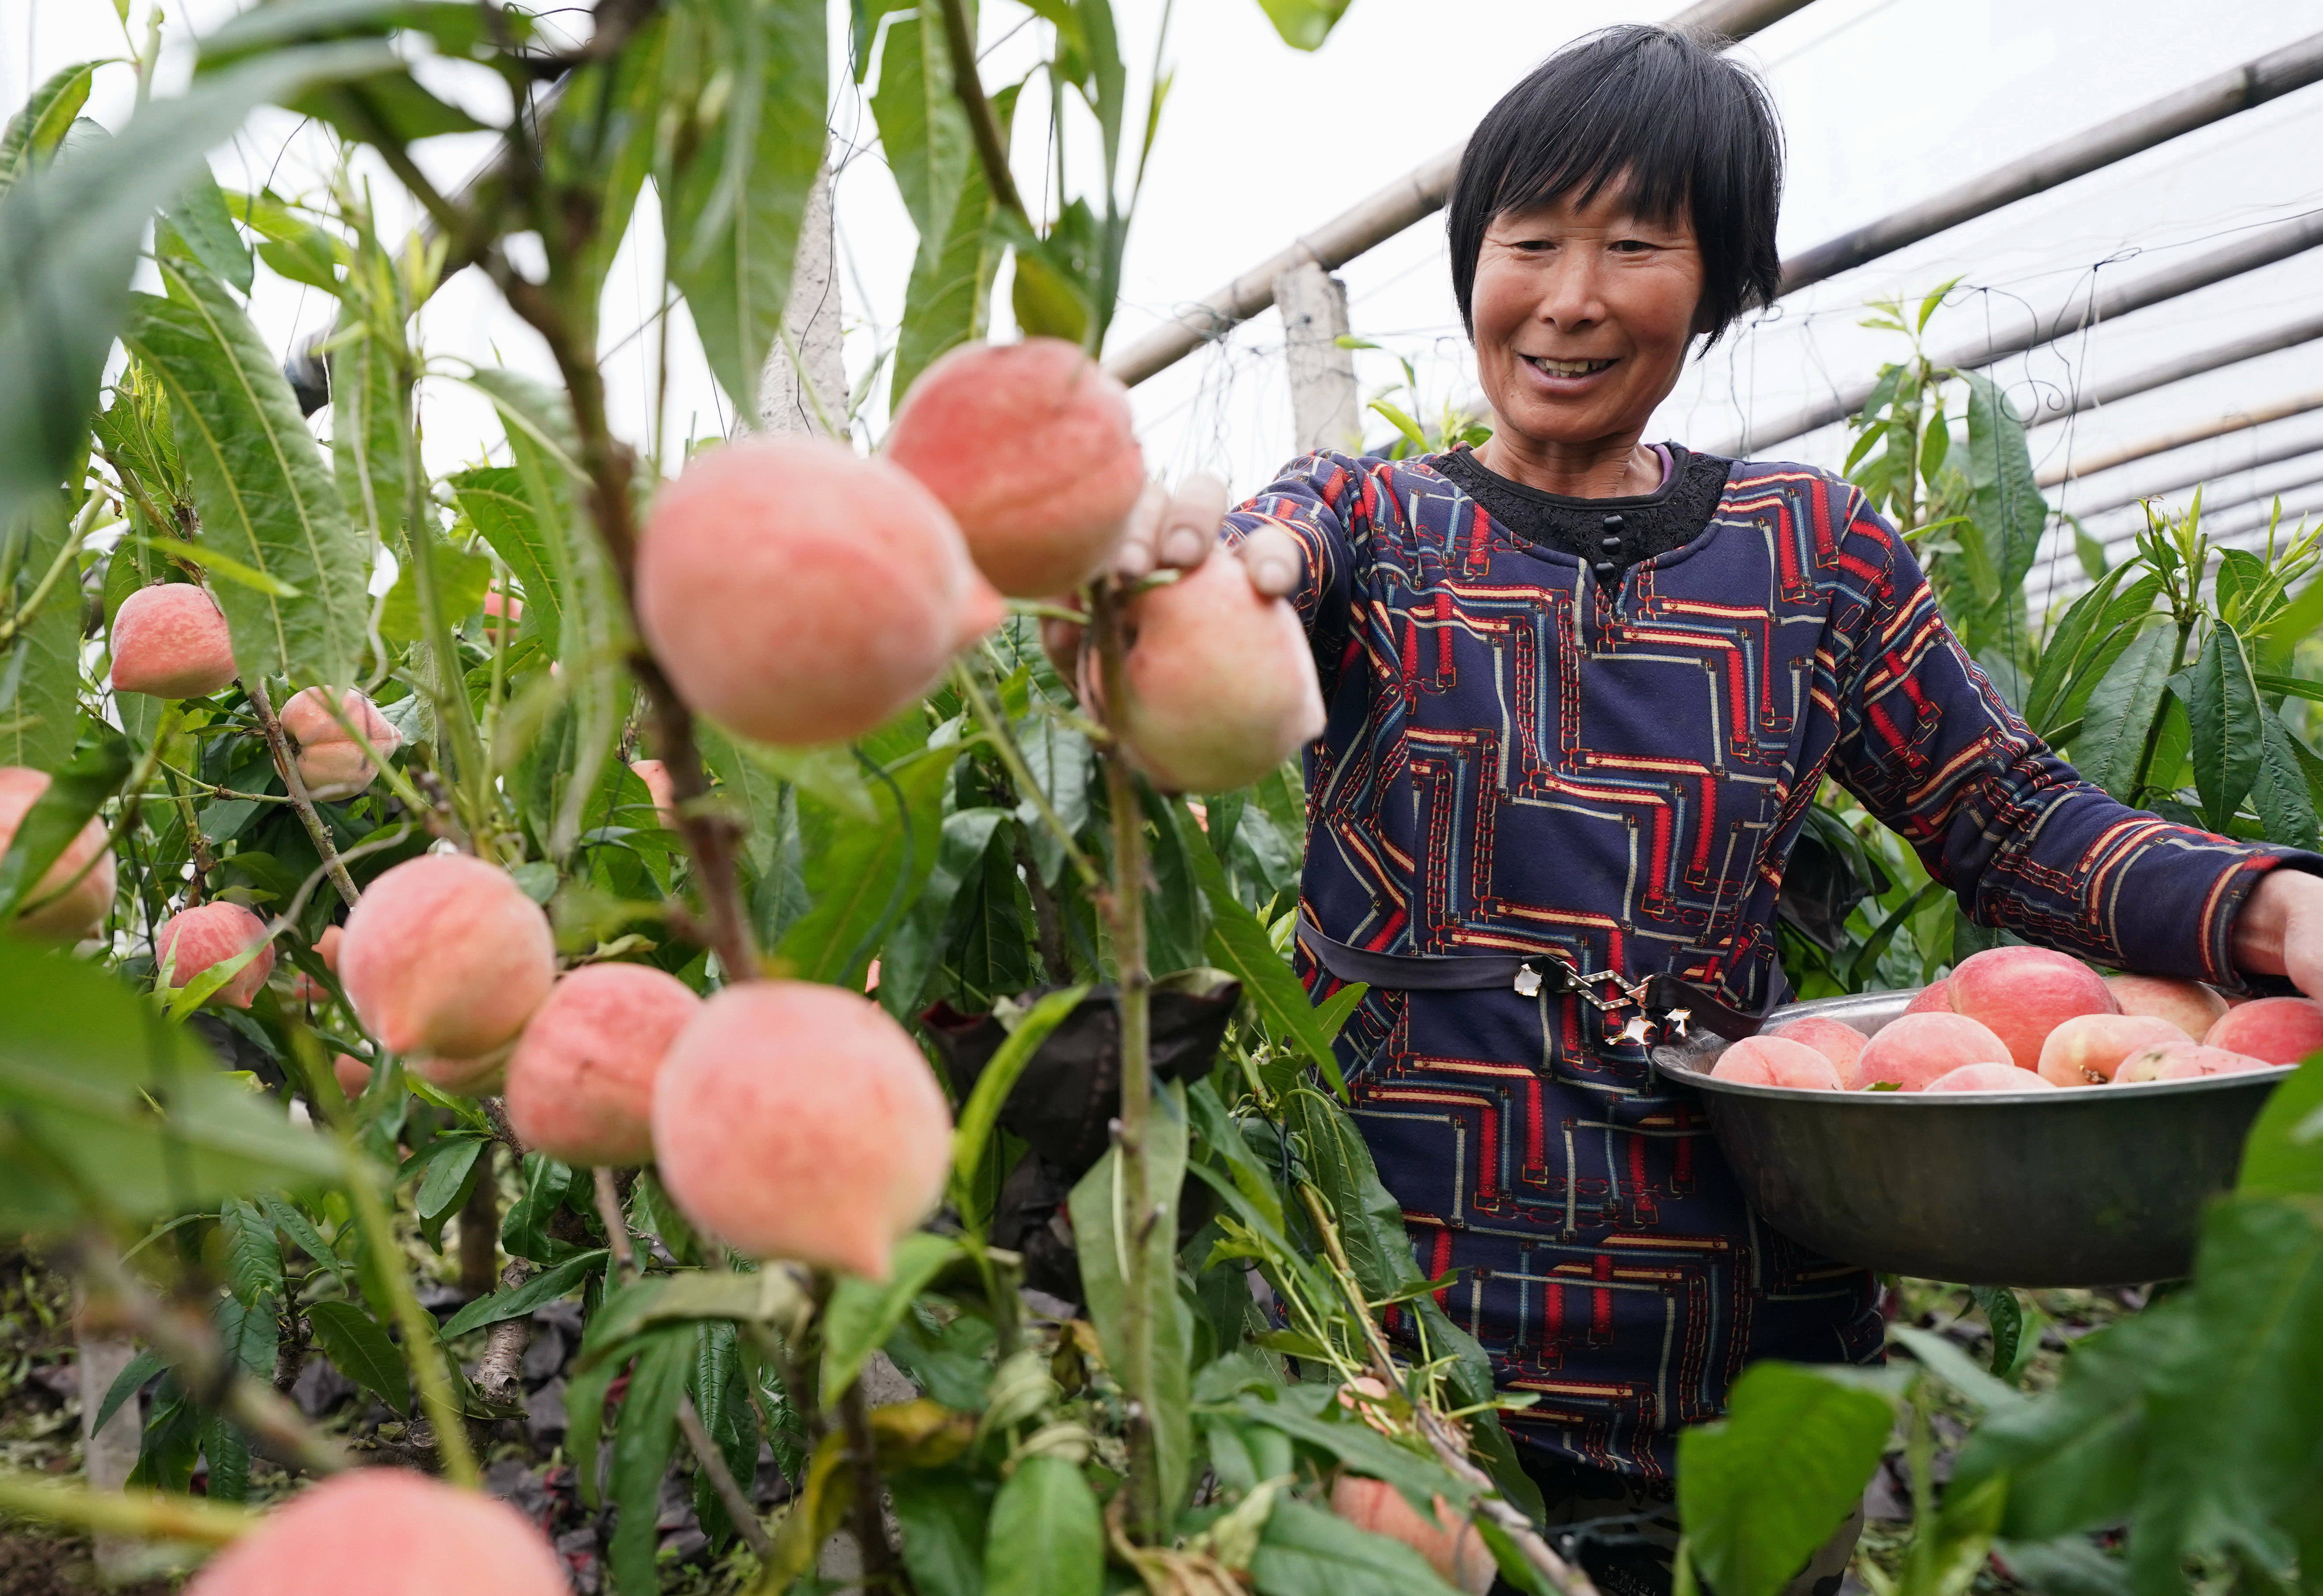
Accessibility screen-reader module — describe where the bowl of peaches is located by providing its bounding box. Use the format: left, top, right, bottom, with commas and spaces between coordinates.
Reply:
1651, 948, 2318, 1286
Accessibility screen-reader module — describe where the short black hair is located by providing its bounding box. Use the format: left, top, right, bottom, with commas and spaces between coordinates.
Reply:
1447, 25, 1784, 347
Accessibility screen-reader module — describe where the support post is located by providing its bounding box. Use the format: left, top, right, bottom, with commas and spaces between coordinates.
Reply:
1273, 263, 1361, 455
757, 165, 847, 439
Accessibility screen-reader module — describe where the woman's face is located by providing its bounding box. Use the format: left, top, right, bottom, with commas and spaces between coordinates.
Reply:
1469, 184, 1705, 455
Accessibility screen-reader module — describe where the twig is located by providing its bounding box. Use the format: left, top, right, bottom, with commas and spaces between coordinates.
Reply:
936, 0, 1029, 224
591, 1166, 638, 1279
72, 1242, 349, 1480
1413, 1407, 1601, 1596
245, 678, 361, 910
835, 1373, 906, 1589
0, 1471, 254, 1547
678, 1395, 773, 1558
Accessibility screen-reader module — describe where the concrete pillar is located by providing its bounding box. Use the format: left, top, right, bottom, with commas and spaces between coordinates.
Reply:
1272, 260, 1361, 455
757, 165, 848, 439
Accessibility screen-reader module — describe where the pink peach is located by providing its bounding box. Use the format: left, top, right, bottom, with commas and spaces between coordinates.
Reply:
630, 759, 677, 829
1852, 1012, 2013, 1091
2035, 1012, 2189, 1087
155, 901, 274, 1008
1764, 1016, 1868, 1079
0, 767, 115, 940
1924, 1063, 2058, 1093
651, 981, 952, 1280
2202, 996, 2323, 1066
331, 1053, 373, 1100
1708, 1035, 1846, 1090
182, 1467, 566, 1596
1329, 1476, 1495, 1596
1902, 982, 1953, 1015
339, 854, 555, 1059
884, 338, 1145, 597
1946, 947, 2118, 1072
110, 583, 237, 698
280, 687, 400, 802
1118, 544, 1327, 793
2104, 973, 2227, 1040
506, 963, 701, 1167
408, 1053, 506, 1097
636, 436, 1001, 747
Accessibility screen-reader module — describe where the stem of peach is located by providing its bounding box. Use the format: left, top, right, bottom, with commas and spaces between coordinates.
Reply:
246, 678, 361, 910
1088, 578, 1162, 1535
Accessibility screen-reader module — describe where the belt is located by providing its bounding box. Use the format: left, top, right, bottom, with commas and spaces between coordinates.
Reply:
1295, 917, 1781, 1044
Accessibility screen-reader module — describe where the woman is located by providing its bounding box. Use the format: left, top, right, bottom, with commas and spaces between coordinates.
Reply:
1109, 23, 2323, 1595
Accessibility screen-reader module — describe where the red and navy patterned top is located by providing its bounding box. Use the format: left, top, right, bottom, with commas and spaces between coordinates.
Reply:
1225, 446, 2309, 1479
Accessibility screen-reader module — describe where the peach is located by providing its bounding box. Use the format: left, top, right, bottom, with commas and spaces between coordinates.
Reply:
290, 925, 343, 1003
651, 981, 952, 1280
2105, 973, 2226, 1040
280, 687, 400, 802
482, 588, 522, 632
630, 759, 677, 828
636, 436, 1001, 746
183, 1466, 566, 1596
2203, 996, 2323, 1066
109, 583, 237, 698
1924, 1063, 2058, 1093
1902, 982, 1953, 1014
1946, 947, 2117, 1071
331, 1053, 373, 1100
2116, 1042, 2276, 1083
2035, 1013, 2189, 1086
339, 854, 555, 1059
408, 1053, 506, 1097
1117, 544, 1327, 792
1329, 1476, 1495, 1596
1851, 1012, 2012, 1091
0, 767, 115, 940
884, 338, 1145, 597
155, 901, 274, 1009
1764, 1016, 1868, 1079
1708, 1035, 1845, 1089
2112, 1040, 2196, 1083
506, 963, 701, 1166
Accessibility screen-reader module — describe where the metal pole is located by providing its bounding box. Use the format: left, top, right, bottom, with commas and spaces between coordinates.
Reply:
2077, 457, 2323, 536
2036, 388, 2323, 486
2062, 425, 2323, 519
2053, 480, 2323, 588
1714, 208, 2323, 455
2024, 309, 2323, 429
1779, 32, 2323, 293
1100, 0, 1820, 389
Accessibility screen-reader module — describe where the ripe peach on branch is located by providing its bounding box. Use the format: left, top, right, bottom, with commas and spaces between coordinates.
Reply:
280, 687, 401, 801
885, 337, 1147, 597
183, 1468, 567, 1596
155, 901, 275, 1008
1329, 1476, 1495, 1595
651, 980, 952, 1280
109, 583, 238, 699
635, 436, 1002, 747
0, 767, 116, 940
506, 962, 701, 1166
339, 854, 556, 1061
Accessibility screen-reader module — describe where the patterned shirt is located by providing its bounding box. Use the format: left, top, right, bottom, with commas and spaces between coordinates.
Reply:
1224, 447, 2311, 1479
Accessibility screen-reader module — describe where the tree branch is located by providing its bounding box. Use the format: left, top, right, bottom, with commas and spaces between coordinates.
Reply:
245, 679, 361, 910
936, 0, 1030, 225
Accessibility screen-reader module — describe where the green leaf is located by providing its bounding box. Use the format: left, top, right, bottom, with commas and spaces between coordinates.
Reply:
821, 1231, 963, 1401
0, 40, 395, 541
331, 318, 414, 561
123, 255, 368, 689
411, 1134, 485, 1246
448, 466, 559, 652
1190, 841, 1345, 1096
0, 495, 88, 772
0, 703, 124, 928
160, 165, 253, 295
1677, 1362, 1895, 1596
0, 60, 101, 198
113, 533, 300, 597
439, 1248, 611, 1339
304, 1298, 412, 1413
1248, 1498, 1461, 1596
218, 1198, 285, 1307
893, 83, 1018, 406
664, 0, 827, 416
984, 1455, 1103, 1596
1068, 1081, 1194, 1518
259, 1192, 348, 1289
776, 742, 958, 988
2075, 624, 2176, 802
870, 8, 971, 276
377, 535, 492, 649
1959, 372, 2046, 659
2252, 712, 2322, 852
877, 805, 1007, 1021
2238, 1057, 2323, 1199
1231, 1388, 1468, 1515
608, 1323, 695, 1596
2127, 1194, 2323, 1596
2185, 621, 2264, 830
93, 1347, 166, 1436
951, 984, 1089, 1208
1252, 0, 1355, 52
2021, 565, 2154, 738
891, 1465, 993, 1596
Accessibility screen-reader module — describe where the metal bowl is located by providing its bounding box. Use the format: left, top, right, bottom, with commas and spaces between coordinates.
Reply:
1651, 990, 2293, 1286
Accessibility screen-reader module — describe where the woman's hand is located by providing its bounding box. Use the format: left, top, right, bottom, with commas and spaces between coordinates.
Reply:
2230, 869, 2323, 998
1039, 475, 1305, 677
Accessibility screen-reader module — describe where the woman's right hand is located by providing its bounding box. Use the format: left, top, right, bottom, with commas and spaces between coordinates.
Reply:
1039, 475, 1305, 677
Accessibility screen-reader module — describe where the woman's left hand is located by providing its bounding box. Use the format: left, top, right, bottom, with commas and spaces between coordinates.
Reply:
2230, 869, 2323, 998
